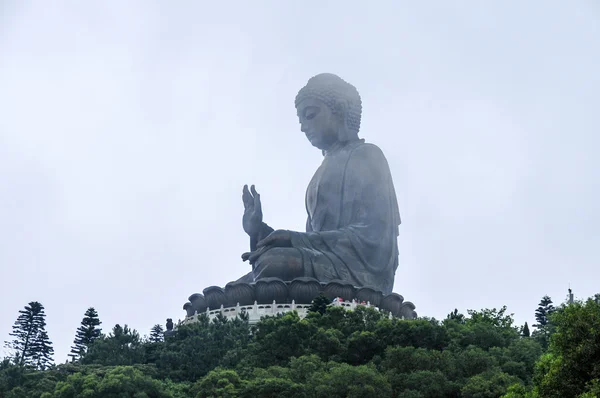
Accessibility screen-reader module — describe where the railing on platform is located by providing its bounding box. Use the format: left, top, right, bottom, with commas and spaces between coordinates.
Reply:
182, 298, 379, 325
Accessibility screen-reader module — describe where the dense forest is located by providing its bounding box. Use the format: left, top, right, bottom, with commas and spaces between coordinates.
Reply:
1, 293, 599, 398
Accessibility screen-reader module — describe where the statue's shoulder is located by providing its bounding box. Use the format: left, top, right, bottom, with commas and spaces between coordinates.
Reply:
349, 141, 388, 163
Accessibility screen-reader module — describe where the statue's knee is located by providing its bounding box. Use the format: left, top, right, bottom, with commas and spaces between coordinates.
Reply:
254, 249, 284, 277
253, 248, 303, 280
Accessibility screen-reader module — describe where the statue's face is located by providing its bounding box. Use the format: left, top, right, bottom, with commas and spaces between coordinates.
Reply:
296, 97, 342, 150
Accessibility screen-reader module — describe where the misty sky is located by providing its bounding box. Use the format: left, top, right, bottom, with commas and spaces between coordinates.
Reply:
1, 1, 599, 362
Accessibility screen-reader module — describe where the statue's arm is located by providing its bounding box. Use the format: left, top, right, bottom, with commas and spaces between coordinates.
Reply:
305, 197, 313, 233
250, 222, 274, 252
305, 216, 313, 233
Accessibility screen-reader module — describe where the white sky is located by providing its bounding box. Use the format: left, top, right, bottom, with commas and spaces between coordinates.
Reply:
1, 1, 599, 362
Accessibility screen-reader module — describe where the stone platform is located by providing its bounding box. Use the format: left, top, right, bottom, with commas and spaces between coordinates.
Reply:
182, 277, 417, 324
183, 299, 392, 325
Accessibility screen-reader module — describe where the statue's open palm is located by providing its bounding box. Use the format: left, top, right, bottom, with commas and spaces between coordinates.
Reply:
242, 184, 263, 236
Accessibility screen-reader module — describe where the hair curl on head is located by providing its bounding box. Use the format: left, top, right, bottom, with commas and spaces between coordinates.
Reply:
295, 73, 362, 137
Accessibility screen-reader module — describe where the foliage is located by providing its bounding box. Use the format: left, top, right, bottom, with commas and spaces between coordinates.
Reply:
51, 366, 174, 397
308, 293, 331, 315
532, 298, 600, 398
69, 307, 102, 362
149, 324, 165, 343
0, 300, 568, 397
534, 296, 555, 329
462, 369, 521, 398
0, 359, 60, 397
191, 368, 244, 397
152, 313, 251, 382
34, 330, 55, 371
521, 322, 530, 338
532, 295, 555, 349
4, 302, 54, 369
81, 324, 145, 366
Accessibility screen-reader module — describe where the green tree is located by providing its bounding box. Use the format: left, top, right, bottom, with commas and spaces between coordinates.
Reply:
69, 307, 102, 361
246, 312, 316, 367
532, 295, 555, 348
375, 317, 449, 351
522, 322, 530, 337
0, 358, 24, 394
52, 366, 173, 397
461, 369, 521, 398
192, 368, 245, 397
149, 324, 165, 343
454, 306, 520, 350
502, 383, 538, 398
308, 293, 331, 315
155, 313, 251, 382
533, 297, 600, 397
4, 302, 54, 369
240, 377, 306, 398
447, 308, 466, 323
0, 357, 60, 397
502, 338, 543, 383
0, 301, 552, 397
81, 324, 145, 365
33, 330, 54, 370
344, 330, 386, 365
307, 362, 392, 398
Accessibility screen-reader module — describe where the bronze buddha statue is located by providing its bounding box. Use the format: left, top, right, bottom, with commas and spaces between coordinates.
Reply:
239, 73, 401, 295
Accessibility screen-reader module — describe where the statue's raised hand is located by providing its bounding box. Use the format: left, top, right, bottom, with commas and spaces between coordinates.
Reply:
242, 184, 263, 236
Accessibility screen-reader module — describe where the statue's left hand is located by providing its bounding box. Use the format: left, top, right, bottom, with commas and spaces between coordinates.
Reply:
257, 229, 292, 249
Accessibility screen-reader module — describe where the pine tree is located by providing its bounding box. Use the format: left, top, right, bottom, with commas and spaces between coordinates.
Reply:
533, 295, 556, 348
534, 295, 555, 329
4, 301, 53, 369
33, 330, 54, 370
69, 307, 102, 361
522, 321, 530, 337
149, 324, 164, 343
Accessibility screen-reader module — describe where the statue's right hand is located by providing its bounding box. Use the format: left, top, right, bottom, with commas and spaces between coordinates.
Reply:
241, 246, 268, 265
242, 184, 263, 236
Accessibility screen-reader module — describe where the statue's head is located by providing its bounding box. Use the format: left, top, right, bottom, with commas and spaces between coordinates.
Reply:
295, 73, 362, 150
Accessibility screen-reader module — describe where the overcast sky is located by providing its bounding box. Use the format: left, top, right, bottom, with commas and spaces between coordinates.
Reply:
1, 1, 599, 362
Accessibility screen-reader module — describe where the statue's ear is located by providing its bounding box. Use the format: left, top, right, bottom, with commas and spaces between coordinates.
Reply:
332, 100, 346, 121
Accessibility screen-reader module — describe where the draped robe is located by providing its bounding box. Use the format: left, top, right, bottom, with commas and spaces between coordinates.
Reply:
243, 139, 401, 295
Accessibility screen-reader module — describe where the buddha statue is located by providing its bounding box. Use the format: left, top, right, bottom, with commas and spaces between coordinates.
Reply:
238, 73, 401, 295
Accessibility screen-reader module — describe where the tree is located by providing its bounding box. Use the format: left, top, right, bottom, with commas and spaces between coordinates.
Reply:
69, 307, 102, 361
192, 368, 245, 397
447, 308, 466, 323
32, 330, 54, 370
461, 369, 520, 398
155, 313, 252, 381
534, 296, 555, 329
81, 324, 145, 366
308, 293, 331, 315
532, 297, 600, 397
51, 366, 173, 397
4, 302, 53, 369
532, 295, 555, 348
149, 324, 165, 343
449, 306, 520, 350
522, 322, 530, 337
306, 361, 392, 397
1, 301, 551, 397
